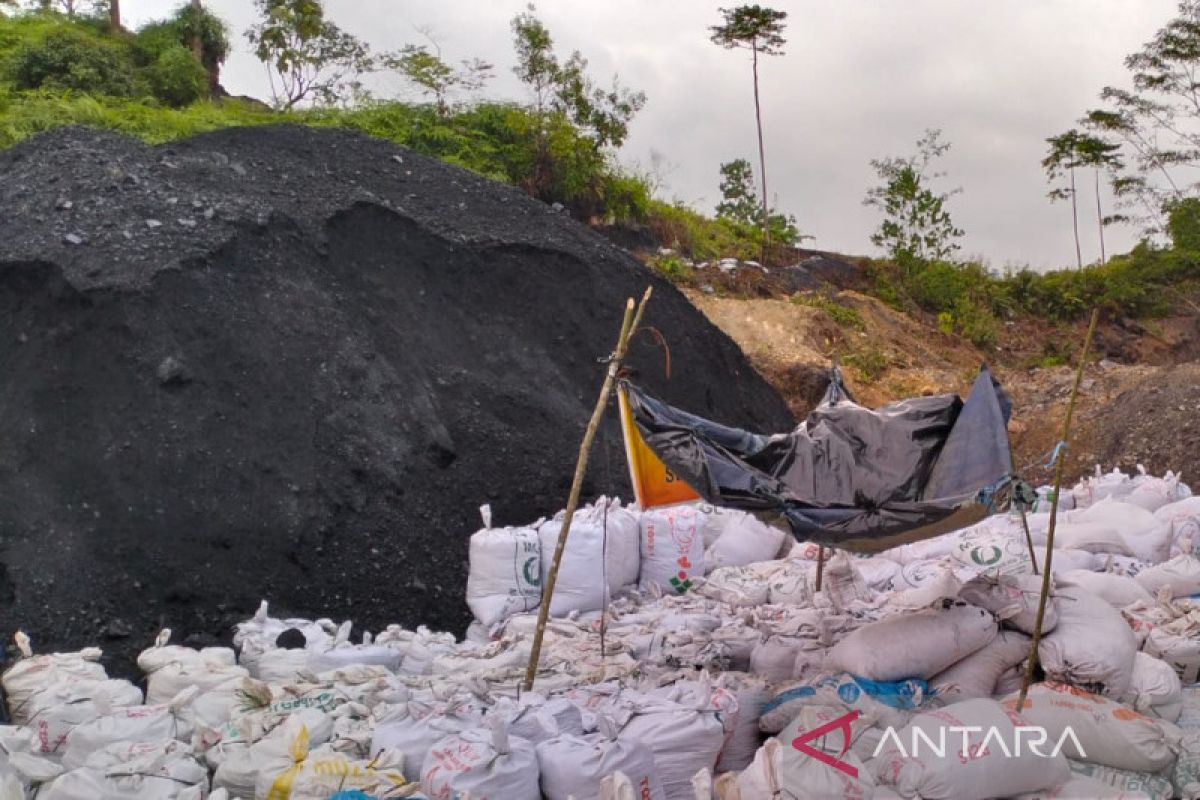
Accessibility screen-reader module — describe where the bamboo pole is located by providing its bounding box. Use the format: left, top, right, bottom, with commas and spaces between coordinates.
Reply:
1019, 509, 1039, 575
522, 287, 653, 691
815, 545, 826, 592
1015, 308, 1099, 712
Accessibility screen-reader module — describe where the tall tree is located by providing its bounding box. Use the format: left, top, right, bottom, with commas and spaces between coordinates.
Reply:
710, 5, 787, 261
1043, 131, 1086, 269
511, 5, 557, 115
864, 129, 964, 269
246, 0, 373, 109
1044, 129, 1124, 267
1081, 0, 1200, 235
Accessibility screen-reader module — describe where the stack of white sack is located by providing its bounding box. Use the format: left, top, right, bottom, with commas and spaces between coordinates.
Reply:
539, 496, 643, 618
5, 467, 1197, 800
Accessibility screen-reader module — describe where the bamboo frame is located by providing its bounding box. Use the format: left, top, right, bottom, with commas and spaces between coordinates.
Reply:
521, 287, 653, 691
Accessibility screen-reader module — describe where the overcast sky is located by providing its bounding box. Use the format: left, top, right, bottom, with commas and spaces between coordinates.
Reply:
121, 1, 1176, 270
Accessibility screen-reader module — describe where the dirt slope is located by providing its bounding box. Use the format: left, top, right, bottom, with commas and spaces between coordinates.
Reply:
684, 288, 1200, 487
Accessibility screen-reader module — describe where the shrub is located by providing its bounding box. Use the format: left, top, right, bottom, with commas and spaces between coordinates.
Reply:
844, 346, 890, 384
145, 44, 206, 107
9, 27, 134, 96
648, 252, 694, 283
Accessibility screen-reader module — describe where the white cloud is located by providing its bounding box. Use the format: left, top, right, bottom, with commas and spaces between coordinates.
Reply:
119, 0, 1176, 269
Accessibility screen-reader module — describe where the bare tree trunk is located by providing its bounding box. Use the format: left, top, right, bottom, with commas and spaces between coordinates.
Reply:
1094, 168, 1106, 265
191, 0, 203, 62
1070, 166, 1082, 270
108, 0, 120, 30
752, 43, 769, 265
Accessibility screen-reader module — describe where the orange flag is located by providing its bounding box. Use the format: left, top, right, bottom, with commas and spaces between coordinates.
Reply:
617, 386, 701, 509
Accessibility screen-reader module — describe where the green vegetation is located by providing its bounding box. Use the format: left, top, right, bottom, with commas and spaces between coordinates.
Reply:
843, 345, 890, 384
1, 0, 1199, 354
791, 291, 864, 330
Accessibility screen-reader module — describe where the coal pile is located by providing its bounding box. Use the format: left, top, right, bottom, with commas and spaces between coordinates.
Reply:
0, 125, 793, 672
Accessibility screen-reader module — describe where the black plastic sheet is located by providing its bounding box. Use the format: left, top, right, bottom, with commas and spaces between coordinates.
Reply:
625, 366, 1013, 552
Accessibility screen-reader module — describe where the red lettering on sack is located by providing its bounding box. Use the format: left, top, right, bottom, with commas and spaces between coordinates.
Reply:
791, 709, 861, 778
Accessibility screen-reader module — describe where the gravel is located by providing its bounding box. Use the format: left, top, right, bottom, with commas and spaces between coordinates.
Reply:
0, 125, 793, 675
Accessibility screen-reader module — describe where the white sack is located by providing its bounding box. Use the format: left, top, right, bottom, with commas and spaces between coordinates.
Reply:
736, 735, 874, 800
1005, 682, 1179, 772
369, 699, 482, 782
952, 527, 1036, 574
536, 718, 666, 800
39, 740, 208, 800
61, 688, 199, 770
466, 505, 543, 627
1011, 771, 1158, 798
254, 717, 407, 800
697, 566, 769, 608
2, 636, 106, 725
422, 718, 540, 800
1057, 570, 1152, 609
871, 698, 1070, 800
823, 601, 997, 681
958, 573, 1055, 635
1053, 522, 1132, 556
1135, 555, 1200, 598
21, 679, 143, 759
930, 630, 1031, 703
1067, 500, 1172, 564
639, 505, 706, 595
1143, 611, 1200, 684
704, 511, 786, 570
1123, 652, 1183, 723
712, 673, 769, 773
618, 696, 725, 800
541, 499, 642, 615
1037, 586, 1137, 698
1156, 496, 1200, 557
1068, 760, 1174, 800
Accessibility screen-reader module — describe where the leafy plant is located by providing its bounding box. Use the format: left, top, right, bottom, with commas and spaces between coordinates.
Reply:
792, 292, 864, 329
145, 42, 206, 106
9, 26, 134, 95
864, 128, 963, 270
843, 346, 890, 384
245, 0, 373, 109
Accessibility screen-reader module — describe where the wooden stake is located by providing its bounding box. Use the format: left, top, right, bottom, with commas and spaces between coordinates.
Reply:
815, 545, 826, 592
1015, 308, 1099, 712
522, 287, 653, 691
1019, 509, 1039, 576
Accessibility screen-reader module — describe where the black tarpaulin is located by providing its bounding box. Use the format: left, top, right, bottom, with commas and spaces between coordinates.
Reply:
625, 365, 1013, 552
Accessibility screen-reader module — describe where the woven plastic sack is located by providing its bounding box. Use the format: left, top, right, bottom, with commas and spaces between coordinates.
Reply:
930, 630, 1031, 703
1122, 652, 1183, 723
536, 715, 666, 800
1037, 586, 1137, 698
872, 698, 1070, 800
466, 504, 542, 627
639, 505, 706, 595
1004, 682, 1179, 772
824, 600, 997, 681
2, 634, 106, 725
421, 717, 539, 800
